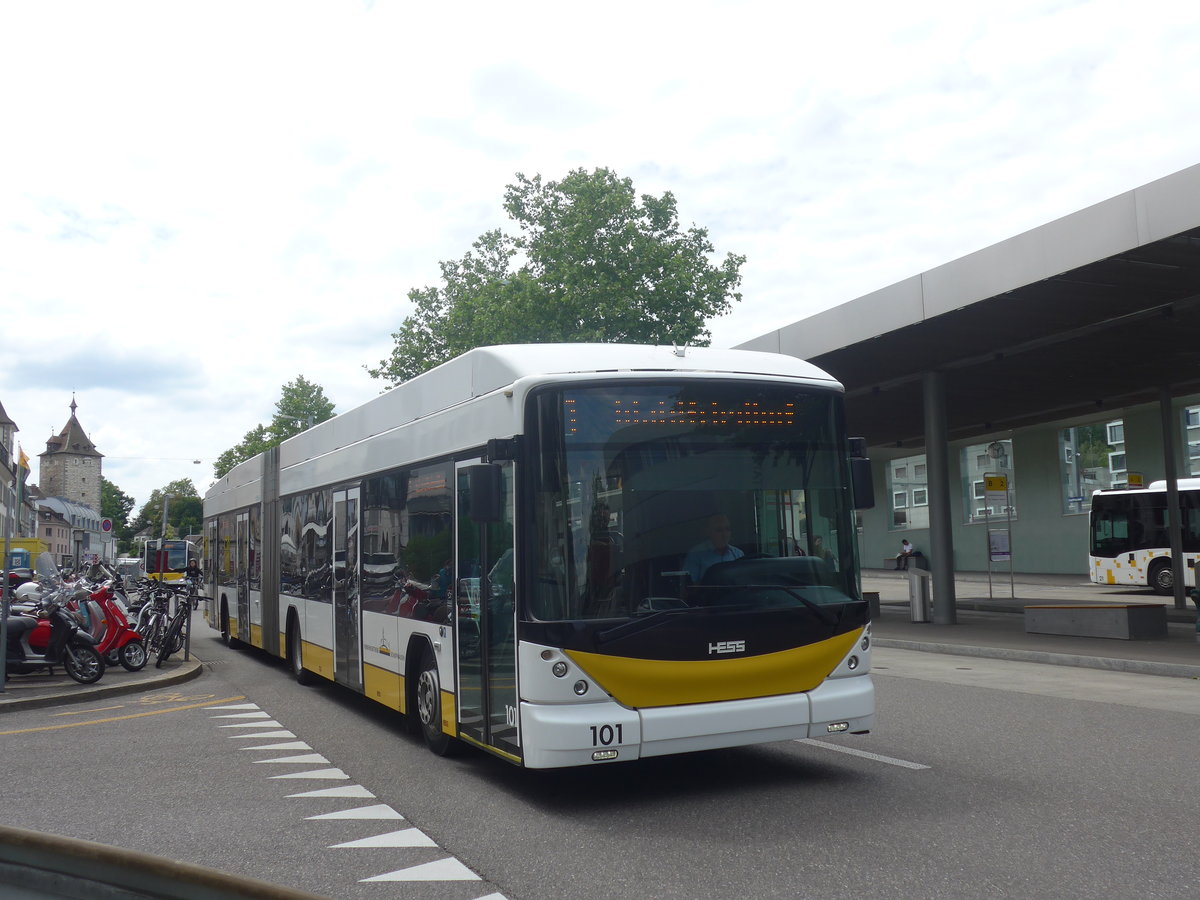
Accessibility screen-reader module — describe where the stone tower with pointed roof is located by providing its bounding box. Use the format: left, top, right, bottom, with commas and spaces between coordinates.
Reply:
38, 396, 103, 514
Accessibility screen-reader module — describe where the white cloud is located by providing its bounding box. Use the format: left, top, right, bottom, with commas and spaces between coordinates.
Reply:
3, 0, 1200, 509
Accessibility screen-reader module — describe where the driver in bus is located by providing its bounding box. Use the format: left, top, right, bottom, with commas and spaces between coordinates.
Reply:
683, 513, 744, 582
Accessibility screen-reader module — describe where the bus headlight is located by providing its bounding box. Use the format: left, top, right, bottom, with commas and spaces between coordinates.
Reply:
552, 661, 568, 678
847, 655, 860, 670
573, 680, 589, 695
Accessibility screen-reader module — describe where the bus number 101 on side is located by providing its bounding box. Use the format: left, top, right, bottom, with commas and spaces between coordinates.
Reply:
590, 724, 624, 747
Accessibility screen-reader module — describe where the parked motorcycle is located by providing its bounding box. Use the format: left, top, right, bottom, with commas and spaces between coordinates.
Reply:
4, 555, 105, 684
79, 565, 148, 671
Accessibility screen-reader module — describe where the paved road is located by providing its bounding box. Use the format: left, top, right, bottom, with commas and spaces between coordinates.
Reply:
3, 625, 1198, 899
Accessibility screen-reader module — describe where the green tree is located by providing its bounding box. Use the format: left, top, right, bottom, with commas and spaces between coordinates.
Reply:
101, 477, 135, 532
133, 479, 200, 539
213, 376, 337, 478
368, 167, 745, 386
101, 477, 140, 554
1074, 424, 1114, 470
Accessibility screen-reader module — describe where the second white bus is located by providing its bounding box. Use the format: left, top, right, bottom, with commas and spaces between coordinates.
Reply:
1089, 477, 1200, 593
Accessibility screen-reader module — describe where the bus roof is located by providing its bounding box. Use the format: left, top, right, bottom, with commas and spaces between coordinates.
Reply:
1093, 476, 1200, 496
206, 343, 839, 508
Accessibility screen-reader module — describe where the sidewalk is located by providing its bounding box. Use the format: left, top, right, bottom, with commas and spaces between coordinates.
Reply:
864, 568, 1200, 679
0, 653, 203, 712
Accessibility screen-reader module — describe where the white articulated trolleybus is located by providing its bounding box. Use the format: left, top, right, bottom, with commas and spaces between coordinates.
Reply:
202, 344, 877, 768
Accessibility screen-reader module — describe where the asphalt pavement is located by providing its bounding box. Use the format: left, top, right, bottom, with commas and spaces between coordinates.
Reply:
2, 573, 1197, 713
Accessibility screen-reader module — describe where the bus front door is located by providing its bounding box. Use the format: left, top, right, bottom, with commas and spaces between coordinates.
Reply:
332, 487, 363, 691
455, 459, 519, 761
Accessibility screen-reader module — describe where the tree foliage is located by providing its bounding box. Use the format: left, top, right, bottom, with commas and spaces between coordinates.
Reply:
213, 376, 336, 479
101, 477, 138, 554
368, 167, 745, 385
129, 479, 201, 540
101, 477, 135, 530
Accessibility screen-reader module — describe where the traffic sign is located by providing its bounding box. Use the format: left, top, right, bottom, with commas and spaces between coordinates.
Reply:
101, 518, 113, 533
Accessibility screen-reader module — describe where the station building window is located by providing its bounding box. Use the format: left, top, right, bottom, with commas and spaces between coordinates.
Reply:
1185, 405, 1200, 476
1060, 421, 1119, 515
888, 453, 928, 531
961, 440, 1015, 524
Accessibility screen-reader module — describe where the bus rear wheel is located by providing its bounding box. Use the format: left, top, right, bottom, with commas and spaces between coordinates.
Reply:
1150, 560, 1174, 595
288, 620, 317, 686
415, 648, 455, 756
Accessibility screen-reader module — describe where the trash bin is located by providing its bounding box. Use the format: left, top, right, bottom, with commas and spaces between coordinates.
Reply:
908, 570, 932, 623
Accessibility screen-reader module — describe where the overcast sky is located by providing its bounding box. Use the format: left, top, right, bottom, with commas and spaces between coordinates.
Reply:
3, 0, 1199, 512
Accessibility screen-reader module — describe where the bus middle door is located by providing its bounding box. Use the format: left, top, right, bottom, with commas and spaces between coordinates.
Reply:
236, 513, 251, 642
332, 487, 363, 691
455, 459, 519, 761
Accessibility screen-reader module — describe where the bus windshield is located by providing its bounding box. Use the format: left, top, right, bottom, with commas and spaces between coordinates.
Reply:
527, 381, 859, 622
145, 539, 196, 578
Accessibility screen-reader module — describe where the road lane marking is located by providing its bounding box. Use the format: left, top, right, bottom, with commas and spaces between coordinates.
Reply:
796, 738, 931, 770
51, 705, 125, 716
306, 804, 403, 820
0, 695, 246, 736
287, 786, 375, 798
361, 858, 481, 882
203, 703, 497, 893
331, 828, 436, 848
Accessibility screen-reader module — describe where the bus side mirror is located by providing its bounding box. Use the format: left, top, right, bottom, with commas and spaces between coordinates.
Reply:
467, 464, 504, 523
851, 459, 875, 510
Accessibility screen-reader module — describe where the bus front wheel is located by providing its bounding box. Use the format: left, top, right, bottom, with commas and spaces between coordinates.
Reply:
415, 649, 455, 756
1150, 560, 1174, 595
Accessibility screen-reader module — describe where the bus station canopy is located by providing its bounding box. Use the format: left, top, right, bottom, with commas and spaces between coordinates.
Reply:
738, 163, 1200, 448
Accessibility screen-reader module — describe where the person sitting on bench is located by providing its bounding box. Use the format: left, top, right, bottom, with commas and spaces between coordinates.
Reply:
895, 539, 915, 570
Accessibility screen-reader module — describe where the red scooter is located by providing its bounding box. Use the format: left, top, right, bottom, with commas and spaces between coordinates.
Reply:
81, 581, 148, 672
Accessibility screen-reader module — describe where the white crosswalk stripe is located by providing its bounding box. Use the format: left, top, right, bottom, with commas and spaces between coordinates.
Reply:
361, 858, 481, 882
239, 741, 311, 751
330, 828, 437, 848
251, 753, 331, 765
287, 785, 375, 799
204, 700, 505, 895
306, 804, 402, 820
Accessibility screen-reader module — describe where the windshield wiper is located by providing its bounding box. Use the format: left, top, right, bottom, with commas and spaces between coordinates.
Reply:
596, 606, 692, 645
691, 583, 841, 625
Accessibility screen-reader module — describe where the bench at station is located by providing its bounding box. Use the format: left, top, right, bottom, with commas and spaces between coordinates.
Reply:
882, 554, 929, 571
1023, 604, 1168, 640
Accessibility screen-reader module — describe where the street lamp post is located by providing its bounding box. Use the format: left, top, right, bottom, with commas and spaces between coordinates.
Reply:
161, 493, 172, 540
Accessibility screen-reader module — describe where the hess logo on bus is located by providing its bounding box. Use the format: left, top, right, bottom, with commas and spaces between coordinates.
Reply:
708, 640, 746, 655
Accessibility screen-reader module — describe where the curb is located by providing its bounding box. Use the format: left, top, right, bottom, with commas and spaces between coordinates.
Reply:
0, 658, 205, 713
874, 638, 1200, 680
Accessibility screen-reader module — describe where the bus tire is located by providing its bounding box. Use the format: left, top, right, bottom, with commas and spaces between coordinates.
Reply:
416, 648, 456, 756
1149, 559, 1173, 595
288, 618, 317, 686
220, 600, 237, 647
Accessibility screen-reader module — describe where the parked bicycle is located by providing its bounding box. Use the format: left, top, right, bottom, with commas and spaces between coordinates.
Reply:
154, 583, 193, 668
